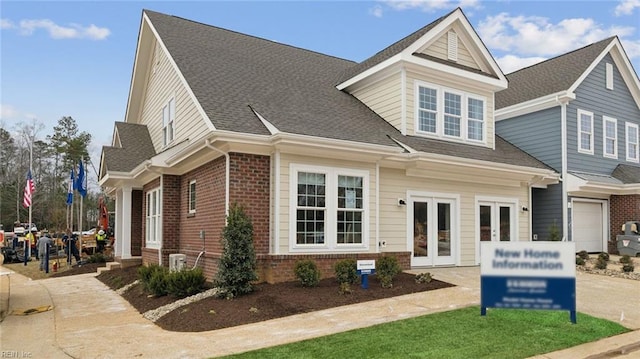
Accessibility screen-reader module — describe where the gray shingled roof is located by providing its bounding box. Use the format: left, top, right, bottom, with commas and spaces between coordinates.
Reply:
496, 37, 615, 109
102, 122, 156, 172
612, 164, 640, 184
133, 9, 552, 171
399, 135, 552, 169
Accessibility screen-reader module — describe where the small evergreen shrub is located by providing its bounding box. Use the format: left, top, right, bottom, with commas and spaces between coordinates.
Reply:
619, 255, 632, 264
138, 264, 166, 291
376, 256, 401, 288
622, 263, 635, 273
575, 256, 585, 266
415, 272, 432, 284
148, 266, 170, 297
598, 252, 610, 262
87, 252, 109, 263
594, 258, 608, 270
334, 259, 357, 294
577, 251, 590, 260
548, 220, 561, 241
293, 259, 320, 287
166, 268, 206, 298
215, 203, 258, 299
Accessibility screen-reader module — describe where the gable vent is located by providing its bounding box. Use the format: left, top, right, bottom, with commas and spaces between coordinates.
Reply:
606, 63, 614, 90
447, 30, 458, 62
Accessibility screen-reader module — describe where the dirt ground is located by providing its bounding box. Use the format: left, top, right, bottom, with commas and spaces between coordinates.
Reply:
96, 266, 454, 332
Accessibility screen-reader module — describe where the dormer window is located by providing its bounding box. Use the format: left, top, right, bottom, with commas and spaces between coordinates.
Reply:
416, 81, 486, 144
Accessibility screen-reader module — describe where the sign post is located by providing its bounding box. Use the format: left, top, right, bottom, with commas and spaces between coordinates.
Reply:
480, 241, 576, 324
357, 260, 376, 289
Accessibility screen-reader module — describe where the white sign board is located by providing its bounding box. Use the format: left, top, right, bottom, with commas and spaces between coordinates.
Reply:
357, 260, 375, 270
481, 241, 575, 278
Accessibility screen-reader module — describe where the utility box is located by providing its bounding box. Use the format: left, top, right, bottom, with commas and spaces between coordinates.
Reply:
169, 253, 186, 272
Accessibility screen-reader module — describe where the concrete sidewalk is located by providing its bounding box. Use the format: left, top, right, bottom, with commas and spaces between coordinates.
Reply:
0, 265, 638, 358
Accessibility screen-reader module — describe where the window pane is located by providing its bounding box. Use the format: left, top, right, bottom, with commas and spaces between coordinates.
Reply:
468, 120, 483, 141
338, 175, 363, 209
437, 203, 451, 256
337, 210, 362, 244
444, 92, 461, 116
444, 115, 460, 137
418, 111, 437, 133
419, 87, 437, 111
581, 133, 591, 150
413, 202, 428, 257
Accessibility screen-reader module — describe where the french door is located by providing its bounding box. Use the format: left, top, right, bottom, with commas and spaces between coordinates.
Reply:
477, 200, 516, 263
410, 196, 456, 266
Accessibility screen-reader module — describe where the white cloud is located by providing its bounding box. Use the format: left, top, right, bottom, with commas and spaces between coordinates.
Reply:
615, 0, 640, 16
621, 38, 640, 62
383, 0, 481, 12
0, 104, 20, 120
4, 18, 110, 40
495, 55, 548, 74
370, 5, 384, 18
1, 18, 15, 29
477, 13, 634, 57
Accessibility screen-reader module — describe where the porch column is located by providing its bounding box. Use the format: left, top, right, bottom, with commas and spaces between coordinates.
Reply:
115, 186, 133, 260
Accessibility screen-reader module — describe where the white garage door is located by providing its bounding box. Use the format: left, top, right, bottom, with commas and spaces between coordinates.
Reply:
573, 201, 605, 252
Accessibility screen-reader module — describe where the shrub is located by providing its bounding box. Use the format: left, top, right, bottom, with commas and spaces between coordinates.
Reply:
598, 252, 610, 262
87, 252, 110, 263
166, 268, 206, 298
147, 266, 170, 297
376, 256, 401, 288
294, 259, 320, 287
577, 251, 590, 260
215, 203, 258, 299
619, 255, 632, 264
575, 256, 585, 266
138, 264, 165, 290
548, 220, 561, 241
594, 258, 607, 270
334, 259, 357, 294
622, 263, 635, 273
415, 272, 432, 284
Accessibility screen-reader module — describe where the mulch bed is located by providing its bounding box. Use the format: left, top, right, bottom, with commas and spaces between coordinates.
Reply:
96, 267, 454, 332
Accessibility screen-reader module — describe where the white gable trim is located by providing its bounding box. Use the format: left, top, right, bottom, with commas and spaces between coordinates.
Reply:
567, 38, 640, 109
133, 13, 215, 132
337, 8, 507, 91
495, 91, 576, 121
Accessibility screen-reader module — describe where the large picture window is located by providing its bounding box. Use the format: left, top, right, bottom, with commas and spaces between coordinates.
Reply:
415, 82, 486, 143
146, 187, 162, 248
291, 165, 368, 251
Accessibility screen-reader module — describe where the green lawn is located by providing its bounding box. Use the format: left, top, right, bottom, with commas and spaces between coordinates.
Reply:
222, 306, 628, 359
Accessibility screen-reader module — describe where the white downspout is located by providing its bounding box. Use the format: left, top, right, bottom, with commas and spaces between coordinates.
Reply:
205, 139, 230, 220
558, 97, 569, 241
376, 161, 380, 253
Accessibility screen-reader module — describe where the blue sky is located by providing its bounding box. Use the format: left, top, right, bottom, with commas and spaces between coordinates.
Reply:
2, 0, 640, 182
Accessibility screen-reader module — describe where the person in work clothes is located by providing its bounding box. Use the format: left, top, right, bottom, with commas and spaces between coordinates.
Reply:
38, 233, 52, 271
96, 229, 107, 253
63, 234, 81, 264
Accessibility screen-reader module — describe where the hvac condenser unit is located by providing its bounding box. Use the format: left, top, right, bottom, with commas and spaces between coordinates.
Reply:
169, 253, 186, 272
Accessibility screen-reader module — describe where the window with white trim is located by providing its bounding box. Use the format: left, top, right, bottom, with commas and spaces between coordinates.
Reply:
626, 122, 639, 162
162, 98, 175, 146
188, 180, 196, 214
603, 116, 617, 159
415, 82, 486, 144
146, 187, 162, 248
577, 109, 594, 154
291, 165, 368, 250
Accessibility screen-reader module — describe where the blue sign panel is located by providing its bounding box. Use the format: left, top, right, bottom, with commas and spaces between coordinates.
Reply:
480, 242, 576, 323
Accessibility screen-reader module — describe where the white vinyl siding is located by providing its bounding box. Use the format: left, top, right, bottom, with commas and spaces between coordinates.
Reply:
603, 116, 617, 159
577, 109, 594, 155
146, 187, 162, 248
626, 122, 639, 163
415, 80, 487, 144
419, 27, 480, 70
350, 73, 403, 132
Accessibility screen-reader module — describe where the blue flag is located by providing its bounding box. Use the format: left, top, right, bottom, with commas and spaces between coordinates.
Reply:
76, 160, 87, 197
66, 169, 74, 205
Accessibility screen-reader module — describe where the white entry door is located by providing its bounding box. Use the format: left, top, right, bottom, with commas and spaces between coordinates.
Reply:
410, 196, 456, 266
477, 200, 516, 264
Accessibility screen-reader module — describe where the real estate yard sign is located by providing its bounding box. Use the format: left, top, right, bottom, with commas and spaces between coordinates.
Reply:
480, 241, 576, 323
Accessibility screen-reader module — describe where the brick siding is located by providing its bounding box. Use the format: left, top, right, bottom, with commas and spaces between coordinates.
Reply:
609, 195, 640, 254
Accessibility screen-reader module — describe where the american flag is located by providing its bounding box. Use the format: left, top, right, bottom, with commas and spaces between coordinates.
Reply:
23, 169, 35, 208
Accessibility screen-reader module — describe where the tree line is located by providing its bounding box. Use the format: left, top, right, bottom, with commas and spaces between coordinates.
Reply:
0, 116, 106, 233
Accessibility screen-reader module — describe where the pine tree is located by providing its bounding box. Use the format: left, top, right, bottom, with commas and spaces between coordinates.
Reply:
215, 203, 258, 298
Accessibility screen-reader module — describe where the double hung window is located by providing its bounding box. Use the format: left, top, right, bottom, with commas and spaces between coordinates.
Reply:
626, 122, 639, 162
603, 116, 617, 159
162, 98, 175, 146
577, 110, 594, 154
146, 187, 162, 248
